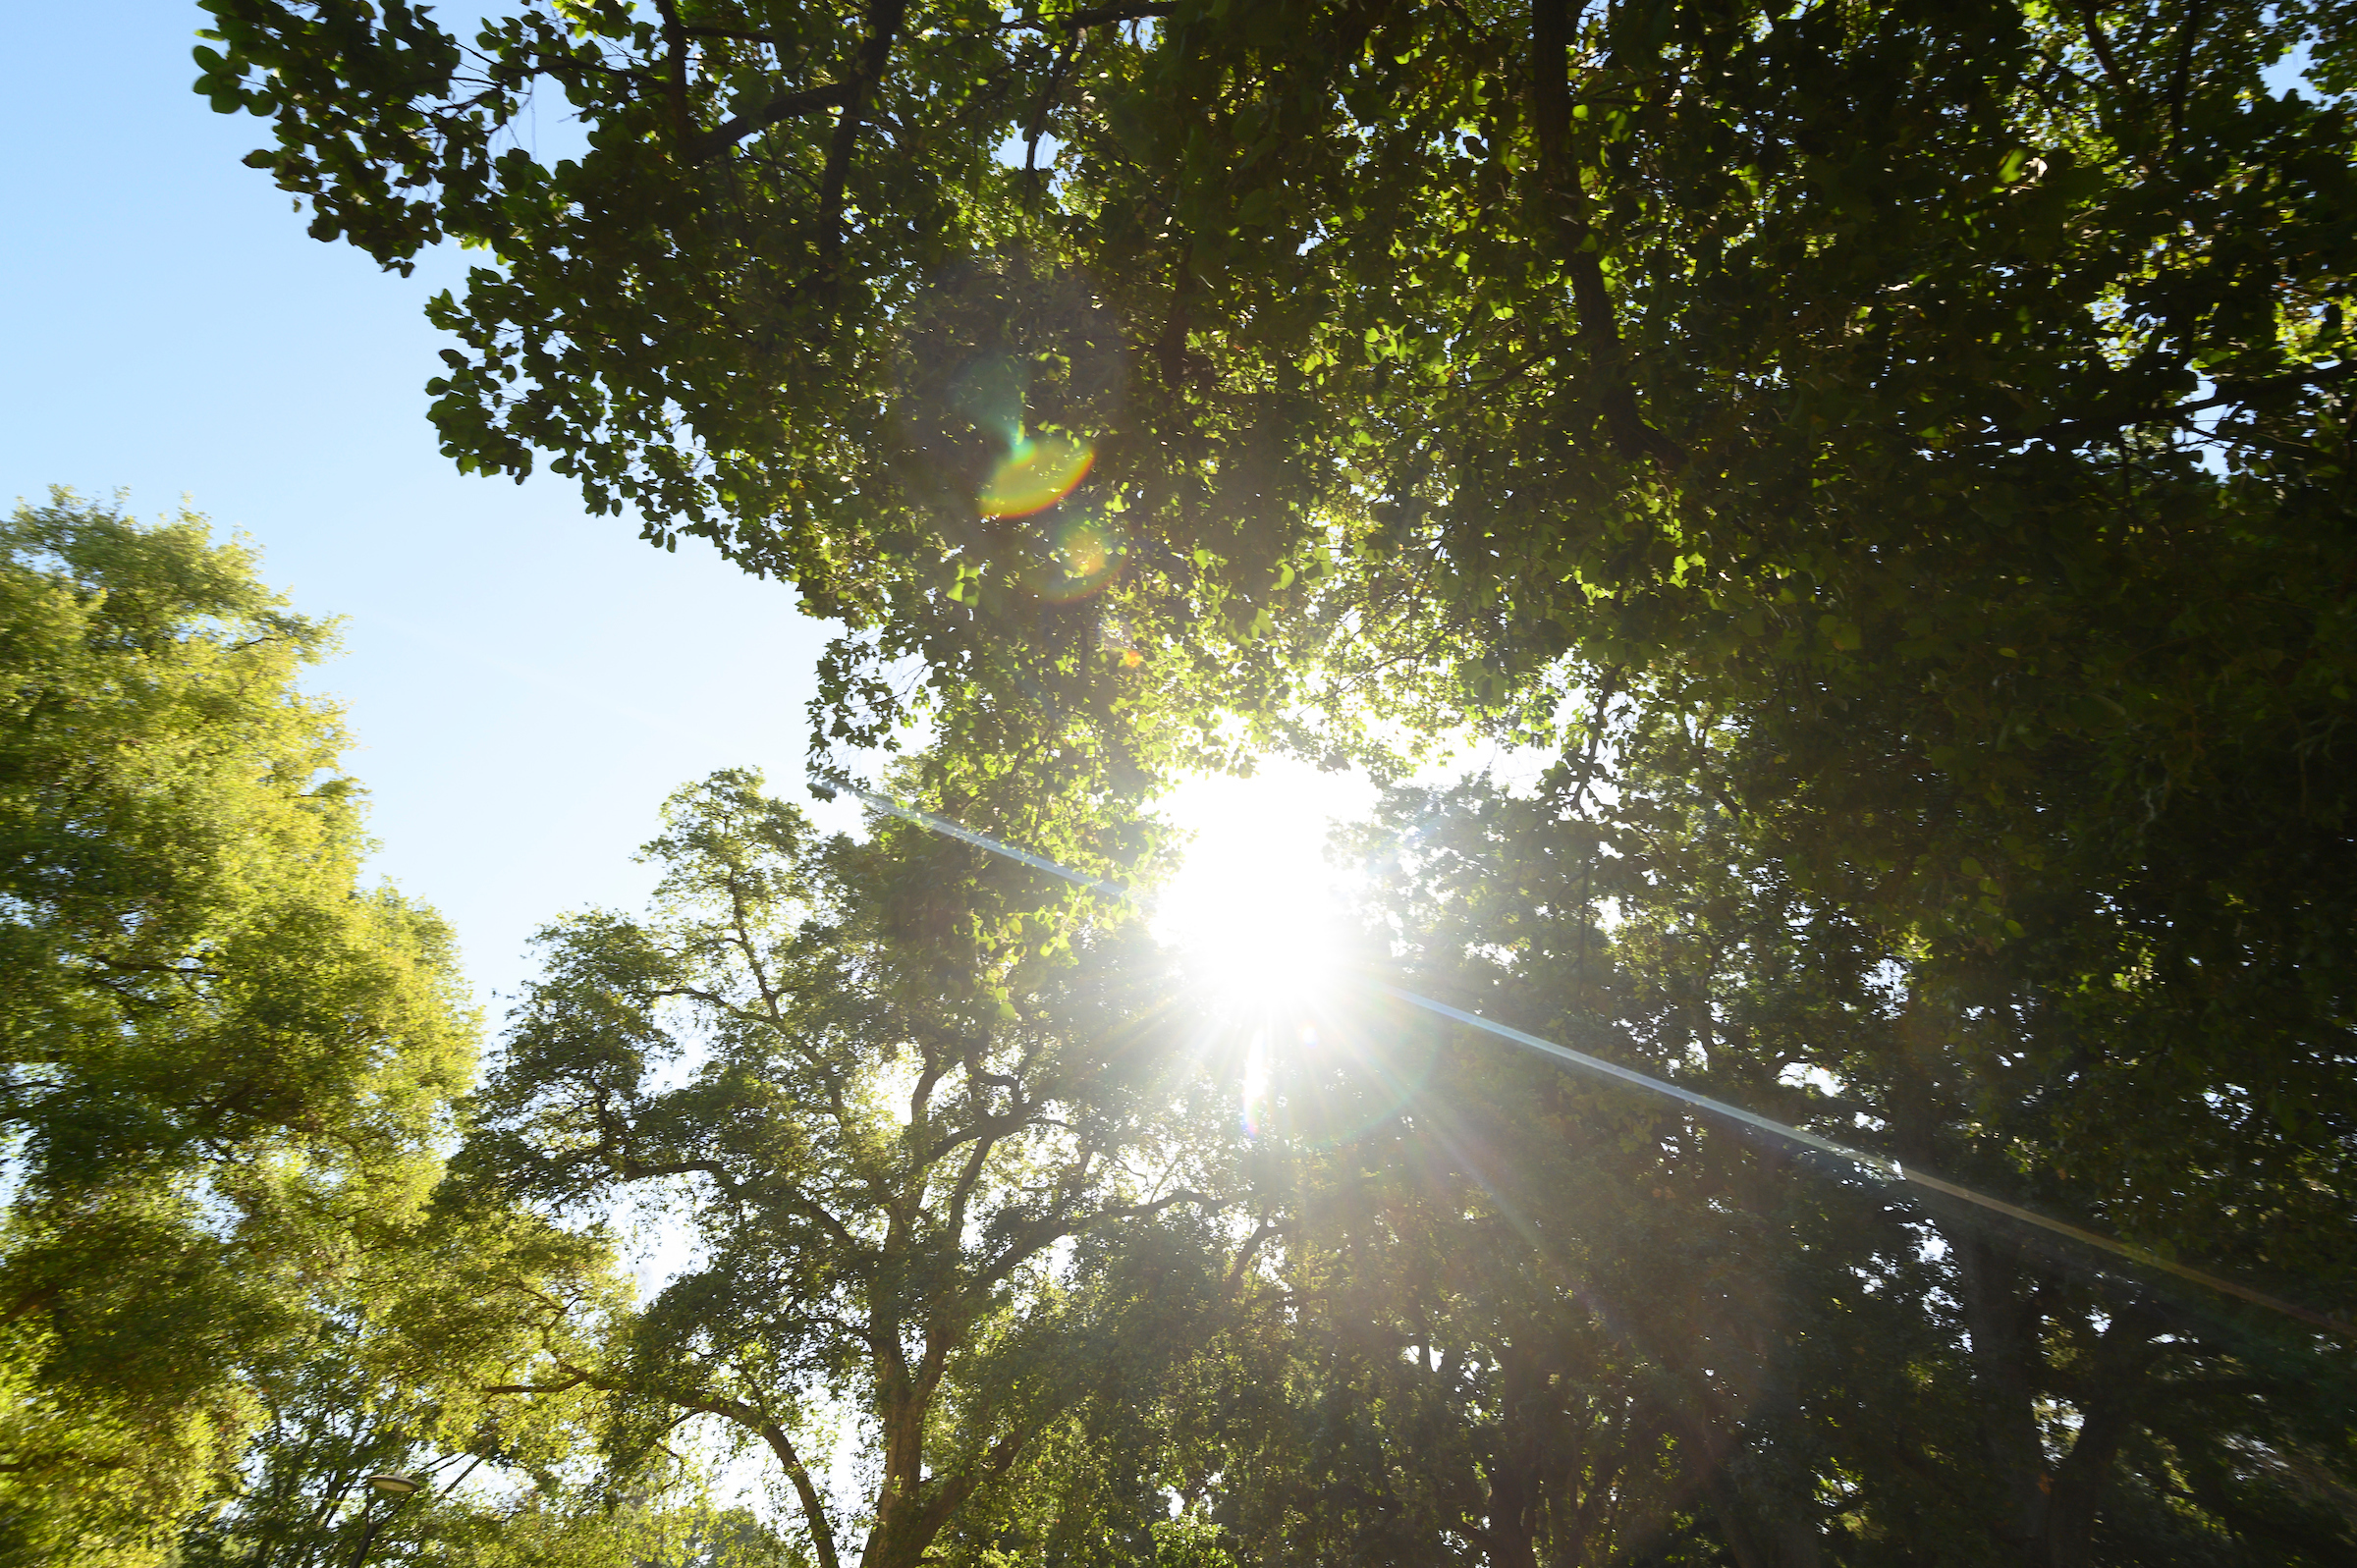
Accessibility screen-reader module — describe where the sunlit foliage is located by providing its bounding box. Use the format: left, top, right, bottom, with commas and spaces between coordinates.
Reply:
0, 494, 474, 1560
0, 496, 645, 1568
195, 0, 2356, 793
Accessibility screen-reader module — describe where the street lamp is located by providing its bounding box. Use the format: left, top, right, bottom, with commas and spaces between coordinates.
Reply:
346, 1473, 428, 1567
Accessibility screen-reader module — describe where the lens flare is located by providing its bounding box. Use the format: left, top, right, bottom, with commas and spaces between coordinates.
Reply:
1026, 514, 1122, 603
978, 433, 1094, 518
1152, 763, 1369, 1019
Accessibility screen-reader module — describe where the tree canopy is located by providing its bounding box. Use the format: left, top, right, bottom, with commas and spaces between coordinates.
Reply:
195, 0, 2355, 786
460, 769, 1255, 1568
0, 496, 635, 1568
192, 0, 2357, 1267
156, 1, 2357, 1564
0, 493, 482, 1560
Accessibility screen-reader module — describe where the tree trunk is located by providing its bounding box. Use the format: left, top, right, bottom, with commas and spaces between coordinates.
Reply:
1958, 1233, 2057, 1558
2041, 1308, 2157, 1568
1956, 1235, 2154, 1567
861, 1389, 932, 1568
1485, 1344, 1547, 1568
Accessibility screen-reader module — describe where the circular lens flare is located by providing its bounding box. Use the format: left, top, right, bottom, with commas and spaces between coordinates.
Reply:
1027, 514, 1123, 603
979, 433, 1094, 518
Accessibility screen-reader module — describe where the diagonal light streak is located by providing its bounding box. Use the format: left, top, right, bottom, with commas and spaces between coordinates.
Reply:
1370, 987, 1901, 1177
845, 782, 2351, 1340
846, 786, 1136, 902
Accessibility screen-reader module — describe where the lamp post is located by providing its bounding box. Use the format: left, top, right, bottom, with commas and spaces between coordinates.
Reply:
344, 1472, 426, 1568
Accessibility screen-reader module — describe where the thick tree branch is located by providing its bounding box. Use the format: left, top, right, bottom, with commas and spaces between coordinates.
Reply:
922, 1105, 1028, 1168
1224, 1216, 1289, 1297
1529, 0, 1685, 469
816, 0, 911, 280
2072, 1, 2131, 97
944, 1122, 1007, 1248
598, 1131, 858, 1250
758, 1415, 846, 1568
682, 24, 793, 46
909, 1421, 1038, 1547
654, 0, 693, 149
2164, 0, 2212, 143
480, 1372, 589, 1396
979, 1187, 1217, 1289
614, 1154, 740, 1194
511, 1356, 845, 1568
1024, 20, 1090, 183
82, 953, 215, 978
687, 80, 856, 163
660, 1388, 845, 1568
0, 1286, 59, 1328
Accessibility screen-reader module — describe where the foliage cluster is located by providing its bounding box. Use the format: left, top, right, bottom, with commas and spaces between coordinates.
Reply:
0, 498, 681, 1568
0, 493, 471, 1561
192, 0, 2357, 795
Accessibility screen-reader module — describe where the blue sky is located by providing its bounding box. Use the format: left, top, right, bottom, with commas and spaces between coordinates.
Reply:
2, 2, 850, 1007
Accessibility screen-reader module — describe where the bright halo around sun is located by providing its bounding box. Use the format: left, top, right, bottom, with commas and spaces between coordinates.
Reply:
1151, 762, 1374, 1019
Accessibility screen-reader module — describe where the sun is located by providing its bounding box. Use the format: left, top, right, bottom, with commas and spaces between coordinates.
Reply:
1150, 762, 1370, 1017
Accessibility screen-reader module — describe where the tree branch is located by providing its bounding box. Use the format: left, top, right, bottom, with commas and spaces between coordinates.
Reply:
1529, 0, 1685, 469
944, 1120, 1010, 1249
687, 80, 856, 164
979, 1188, 1217, 1289
654, 0, 694, 150
1224, 1217, 1289, 1297
480, 1373, 589, 1396
614, 1154, 741, 1198
921, 1105, 1028, 1168
909, 1421, 1038, 1546
2165, 0, 2212, 143
2072, 1, 2131, 98
2033, 362, 2352, 445
759, 1416, 845, 1568
1001, 4, 1177, 30
816, 0, 911, 281
519, 1356, 846, 1568
682, 24, 793, 46
655, 1387, 846, 1568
